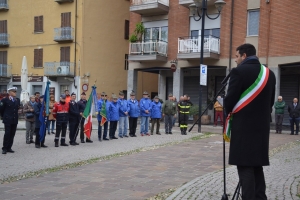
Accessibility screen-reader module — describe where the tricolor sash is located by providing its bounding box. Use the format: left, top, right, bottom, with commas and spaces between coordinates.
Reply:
224, 65, 270, 142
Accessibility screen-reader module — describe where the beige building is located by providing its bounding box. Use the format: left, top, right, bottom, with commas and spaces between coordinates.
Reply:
0, 0, 158, 100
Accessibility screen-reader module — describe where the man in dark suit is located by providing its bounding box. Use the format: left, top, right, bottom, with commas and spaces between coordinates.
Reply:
287, 98, 300, 135
224, 43, 276, 200
0, 87, 20, 154
69, 92, 81, 145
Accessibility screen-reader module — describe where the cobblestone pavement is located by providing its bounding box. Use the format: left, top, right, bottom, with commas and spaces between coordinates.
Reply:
167, 140, 300, 200
0, 131, 298, 200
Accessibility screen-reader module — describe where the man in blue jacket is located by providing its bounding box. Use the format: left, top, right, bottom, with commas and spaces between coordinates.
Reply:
140, 91, 152, 136
128, 91, 139, 137
108, 94, 119, 139
97, 92, 110, 141
118, 91, 129, 138
151, 96, 162, 135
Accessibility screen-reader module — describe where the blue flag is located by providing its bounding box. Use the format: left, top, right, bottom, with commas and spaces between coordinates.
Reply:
39, 80, 50, 142
92, 85, 98, 114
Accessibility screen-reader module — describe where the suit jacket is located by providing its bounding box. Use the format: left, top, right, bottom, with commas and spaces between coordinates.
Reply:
287, 102, 300, 118
0, 97, 20, 125
224, 59, 276, 166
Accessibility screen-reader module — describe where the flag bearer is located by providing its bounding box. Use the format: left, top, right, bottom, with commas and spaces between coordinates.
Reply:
69, 92, 80, 146
97, 92, 110, 141
78, 92, 93, 143
52, 94, 70, 147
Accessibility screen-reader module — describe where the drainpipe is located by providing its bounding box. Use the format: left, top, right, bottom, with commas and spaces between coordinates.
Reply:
73, 0, 78, 90
228, 0, 234, 72
266, 1, 272, 67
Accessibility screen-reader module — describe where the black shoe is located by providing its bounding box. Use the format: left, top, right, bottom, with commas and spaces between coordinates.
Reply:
51, 132, 55, 134
156, 132, 161, 135
290, 133, 294, 135
103, 138, 109, 141
123, 135, 128, 138
70, 142, 76, 146
26, 141, 30, 144
119, 136, 123, 138
112, 136, 118, 139
86, 139, 93, 143
81, 140, 85, 143
30, 140, 34, 143
74, 142, 79, 145
35, 145, 40, 148
41, 144, 48, 148
165, 132, 169, 134
61, 143, 69, 146
2, 150, 7, 154
55, 142, 59, 147
169, 132, 172, 134
7, 149, 14, 153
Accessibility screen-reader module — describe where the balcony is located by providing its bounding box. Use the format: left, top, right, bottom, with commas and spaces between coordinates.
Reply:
0, 64, 11, 78
129, 40, 168, 62
0, 0, 8, 11
0, 33, 9, 47
178, 0, 193, 7
53, 27, 74, 43
44, 62, 74, 77
177, 35, 220, 60
54, 0, 74, 3
130, 0, 169, 16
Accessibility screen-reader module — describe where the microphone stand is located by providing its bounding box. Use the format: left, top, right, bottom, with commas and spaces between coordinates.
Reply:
189, 72, 231, 200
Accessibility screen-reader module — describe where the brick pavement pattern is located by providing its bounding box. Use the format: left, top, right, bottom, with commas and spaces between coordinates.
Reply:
0, 131, 298, 200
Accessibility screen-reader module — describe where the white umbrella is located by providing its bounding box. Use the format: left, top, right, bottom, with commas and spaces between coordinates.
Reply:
20, 56, 29, 104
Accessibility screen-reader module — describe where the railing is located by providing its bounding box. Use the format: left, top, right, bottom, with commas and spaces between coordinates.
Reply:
131, 0, 169, 6
54, 27, 74, 41
0, 64, 11, 77
0, 33, 9, 46
0, 0, 8, 9
130, 40, 168, 56
178, 35, 220, 54
44, 62, 74, 76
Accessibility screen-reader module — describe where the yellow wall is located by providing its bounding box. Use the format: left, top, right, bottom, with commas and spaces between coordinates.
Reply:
137, 71, 158, 99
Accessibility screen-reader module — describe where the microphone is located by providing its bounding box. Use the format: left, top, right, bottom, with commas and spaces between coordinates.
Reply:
221, 70, 231, 85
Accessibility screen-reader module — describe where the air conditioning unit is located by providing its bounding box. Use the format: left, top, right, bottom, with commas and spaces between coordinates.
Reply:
56, 66, 69, 75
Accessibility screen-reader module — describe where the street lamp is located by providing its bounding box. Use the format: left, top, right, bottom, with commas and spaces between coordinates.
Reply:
189, 0, 226, 133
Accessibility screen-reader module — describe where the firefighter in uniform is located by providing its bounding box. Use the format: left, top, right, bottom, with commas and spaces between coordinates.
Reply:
178, 95, 193, 135
1, 87, 20, 154
52, 94, 69, 147
69, 92, 80, 146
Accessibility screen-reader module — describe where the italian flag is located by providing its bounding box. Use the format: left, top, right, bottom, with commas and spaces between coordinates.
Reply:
100, 100, 107, 126
83, 92, 93, 139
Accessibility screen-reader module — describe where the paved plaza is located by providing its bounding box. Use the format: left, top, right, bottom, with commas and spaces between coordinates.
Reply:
0, 119, 299, 200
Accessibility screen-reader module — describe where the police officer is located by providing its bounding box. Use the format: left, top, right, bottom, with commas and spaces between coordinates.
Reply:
178, 94, 193, 135
78, 92, 92, 143
69, 92, 80, 146
52, 94, 69, 147
1, 87, 20, 154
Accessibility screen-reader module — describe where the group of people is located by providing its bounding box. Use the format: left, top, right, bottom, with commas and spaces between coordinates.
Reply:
1, 86, 195, 154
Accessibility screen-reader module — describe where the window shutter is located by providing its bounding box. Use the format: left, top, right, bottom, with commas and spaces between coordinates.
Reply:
60, 47, 65, 62
61, 12, 71, 27
65, 46, 70, 62
39, 16, 43, 32
3, 51, 7, 64
38, 49, 43, 67
34, 17, 38, 32
124, 54, 128, 70
34, 49, 39, 67
124, 20, 129, 40
0, 20, 7, 33
60, 47, 70, 62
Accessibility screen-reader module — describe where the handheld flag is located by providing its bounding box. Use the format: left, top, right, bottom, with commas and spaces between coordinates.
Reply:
100, 100, 107, 126
92, 86, 99, 115
83, 86, 96, 139
39, 80, 50, 142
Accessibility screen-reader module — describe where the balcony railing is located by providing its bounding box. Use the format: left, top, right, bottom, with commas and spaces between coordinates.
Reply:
0, 33, 9, 46
130, 0, 169, 16
178, 35, 220, 54
54, 27, 74, 42
0, 64, 11, 77
132, 0, 169, 6
44, 62, 74, 77
130, 40, 168, 56
0, 0, 9, 10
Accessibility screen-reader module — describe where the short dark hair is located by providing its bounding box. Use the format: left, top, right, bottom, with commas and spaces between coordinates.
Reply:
65, 90, 69, 92
34, 92, 40, 95
236, 43, 256, 57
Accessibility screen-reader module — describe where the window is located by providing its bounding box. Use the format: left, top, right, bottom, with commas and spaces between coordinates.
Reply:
124, 54, 128, 70
0, 20, 7, 33
61, 12, 71, 27
34, 49, 43, 68
124, 20, 129, 40
34, 16, 43, 33
60, 85, 69, 95
60, 46, 70, 64
0, 51, 7, 64
247, 10, 260, 36
191, 28, 220, 39
144, 26, 168, 42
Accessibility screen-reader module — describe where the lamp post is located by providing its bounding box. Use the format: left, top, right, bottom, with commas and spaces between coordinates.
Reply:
189, 0, 226, 133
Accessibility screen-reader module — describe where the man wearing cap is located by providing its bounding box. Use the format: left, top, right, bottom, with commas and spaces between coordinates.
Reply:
97, 92, 110, 141
78, 92, 93, 143
52, 94, 70, 147
128, 91, 139, 137
69, 92, 81, 145
118, 91, 129, 138
34, 95, 47, 148
151, 96, 162, 135
65, 90, 71, 104
0, 87, 20, 154
162, 93, 177, 134
108, 94, 119, 139
140, 91, 152, 136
